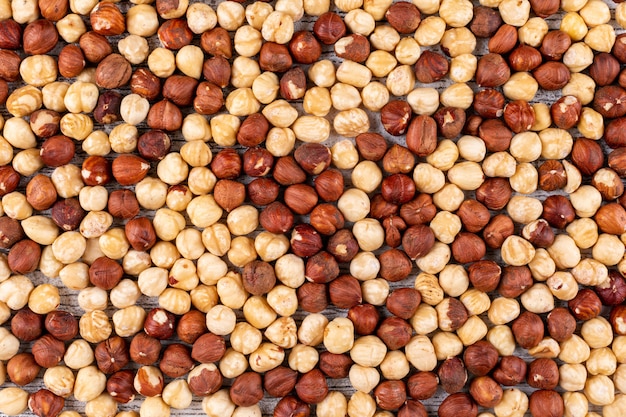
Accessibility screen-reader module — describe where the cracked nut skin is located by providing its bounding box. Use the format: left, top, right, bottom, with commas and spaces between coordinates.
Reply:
28, 389, 65, 417
144, 308, 176, 340
0, 216, 25, 249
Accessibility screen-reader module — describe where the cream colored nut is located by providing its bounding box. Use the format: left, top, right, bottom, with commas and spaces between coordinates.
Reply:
55, 13, 87, 42
347, 391, 376, 417
457, 315, 489, 346
251, 71, 279, 104
42, 81, 69, 113
69, 0, 97, 15
559, 363, 587, 392
303, 86, 332, 117
190, 285, 219, 313
584, 24, 615, 53
361, 278, 389, 306
110, 279, 141, 309
331, 83, 362, 111
242, 295, 276, 329
274, 254, 304, 289
578, 0, 610, 26
432, 331, 463, 360
3, 117, 36, 149
108, 123, 138, 154
126, 5, 158, 37
43, 366, 75, 398
577, 107, 603, 140
248, 342, 284, 373
187, 167, 215, 196
61, 113, 93, 140
119, 94, 149, 125
159, 288, 191, 315
349, 365, 380, 393
581, 316, 613, 349
349, 251, 380, 281
438, 265, 469, 298
225, 88, 261, 116
493, 389, 528, 417
261, 10, 293, 43
266, 284, 297, 317
335, 0, 362, 11
604, 395, 626, 417
585, 375, 615, 406
168, 259, 199, 291
566, 218, 598, 249
245, 2, 272, 29
594, 234, 624, 266
226, 205, 258, 236
218, 351, 247, 379
0, 275, 33, 311
331, 139, 359, 170
439, 0, 473, 27
520, 283, 554, 313
40, 246, 64, 281
509, 132, 542, 162
509, 162, 538, 194
547, 234, 582, 269
99, 228, 130, 260
262, 99, 298, 127
178, 118, 209, 146
308, 60, 336, 88
6, 85, 42, 118
440, 28, 476, 57
503, 72, 539, 101
433, 183, 465, 211
385, 65, 415, 97
456, 135, 486, 162
487, 325, 516, 356
162, 380, 192, 410
177, 141, 211, 169
405, 335, 437, 371
618, 3, 626, 29
265, 127, 295, 157
211, 114, 241, 146
410, 304, 438, 335
317, 391, 348, 417
441, 83, 475, 109
430, 211, 461, 244
370, 26, 399, 52
546, 271, 578, 301
187, 194, 223, 228
538, 128, 573, 159
361, 81, 390, 112
9, 150, 39, 176
394, 37, 421, 65
507, 196, 543, 224
74, 365, 106, 402
561, 0, 587, 11
570, 185, 602, 217
234, 25, 262, 58
292, 115, 331, 142
230, 322, 262, 355
337, 188, 370, 222
202, 390, 235, 417
82, 130, 111, 156
80, 211, 113, 240
414, 15, 445, 45
586, 347, 617, 376
350, 335, 387, 367
482, 151, 517, 178
413, 163, 445, 194
0, 301, 7, 325
563, 42, 594, 73
351, 161, 382, 194
28, 283, 60, 314
323, 317, 355, 354
298, 313, 328, 347
140, 397, 170, 417
123, 250, 151, 276
447, 161, 485, 190
414, 272, 444, 306
563, 73, 596, 105
217, 0, 245, 31
449, 53, 477, 83
460, 288, 491, 316
206, 304, 237, 336
0, 136, 11, 167
78, 286, 108, 312
344, 9, 374, 36
152, 208, 186, 242
560, 334, 591, 364
336, 61, 372, 89
0, 387, 29, 415
196, 253, 227, 286
379, 350, 410, 381
20, 55, 57, 87
21, 216, 58, 245
265, 316, 297, 349
148, 48, 176, 78
572, 258, 609, 286
150, 241, 180, 270
79, 186, 108, 212
488, 297, 520, 325
415, 242, 451, 274
202, 223, 231, 257
0, 327, 19, 360
530, 103, 552, 131
518, 17, 548, 47
175, 228, 204, 260
365, 50, 397, 78
64, 81, 99, 114
498, 0, 530, 25
51, 231, 86, 264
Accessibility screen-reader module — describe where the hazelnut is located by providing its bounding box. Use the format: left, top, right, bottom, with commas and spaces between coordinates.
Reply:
94, 336, 129, 374
203, 56, 231, 88
264, 366, 298, 397
187, 363, 223, 397
379, 248, 412, 282
438, 393, 477, 417
134, 366, 164, 397
7, 353, 41, 386
406, 115, 437, 157
45, 310, 78, 341
529, 390, 564, 417
468, 260, 501, 292
125, 217, 157, 252
129, 333, 161, 366
386, 288, 421, 319
469, 376, 503, 408
93, 91, 122, 125
28, 389, 65, 417
508, 45, 543, 72
147, 99, 183, 132
32, 334, 65, 368
131, 68, 162, 101
415, 51, 449, 83
81, 156, 112, 186
107, 369, 136, 404
111, 155, 150, 186
159, 343, 194, 378
192, 333, 226, 363
476, 53, 510, 87
108, 189, 140, 220
470, 6, 503, 37
374, 380, 407, 411
11, 308, 44, 341
597, 271, 626, 306
0, 216, 25, 249
138, 130, 171, 161
274, 396, 310, 417
158, 18, 193, 50
381, 100, 412, 136
200, 27, 232, 58
8, 239, 41, 274
386, 2, 420, 33
23, 20, 58, 55
305, 251, 340, 284
89, 256, 123, 290
401, 224, 435, 260
347, 304, 379, 336
568, 288, 602, 320
40, 135, 75, 168
177, 310, 208, 344
144, 308, 176, 340
493, 356, 527, 386
230, 372, 263, 406
511, 311, 544, 349
537, 160, 567, 191
297, 282, 328, 313
295, 369, 328, 404
438, 357, 468, 394
527, 358, 559, 389
247, 178, 280, 206
463, 340, 499, 376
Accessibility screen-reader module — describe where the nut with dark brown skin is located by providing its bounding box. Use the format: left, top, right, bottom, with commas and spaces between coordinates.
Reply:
290, 224, 323, 258
289, 31, 322, 64
297, 282, 328, 313
527, 358, 559, 389
30, 109, 60, 137
476, 53, 510, 87
400, 194, 437, 225
402, 224, 435, 260
95, 336, 130, 374
469, 376, 503, 408
374, 380, 407, 411
32, 334, 65, 368
200, 27, 232, 58
377, 316, 413, 350
176, 310, 207, 344
483, 214, 515, 249
242, 260, 276, 295
568, 288, 602, 321
284, 184, 318, 215
51, 198, 86, 231
26, 174, 58, 211
540, 29, 571, 61
28, 389, 65, 417
379, 249, 412, 282
129, 332, 161, 366
383, 144, 416, 174
11, 307, 44, 342
259, 42, 293, 73
522, 219, 555, 249
187, 363, 223, 397
273, 156, 307, 186
488, 24, 518, 54
138, 130, 171, 161
415, 51, 449, 83
533, 61, 571, 90
383, 215, 407, 248
144, 308, 176, 340
592, 168, 624, 200
108, 189, 140, 219
264, 366, 298, 397
305, 251, 340, 284
439, 393, 478, 417
45, 310, 78, 341
596, 271, 626, 306
503, 100, 535, 133
203, 56, 231, 89
381, 100, 412, 136
347, 303, 379, 336
294, 143, 332, 175
131, 68, 161, 101
159, 343, 194, 378
90, 2, 125, 36
476, 177, 512, 211
8, 239, 41, 274
95, 53, 132, 89
589, 52, 621, 86
158, 18, 193, 50
498, 266, 534, 298
40, 135, 75, 167
511, 311, 544, 349
386, 288, 420, 321
191, 333, 226, 363
313, 12, 346, 45
550, 95, 581, 130
542, 195, 575, 229
470, 6, 503, 37
236, 113, 269, 148
259, 201, 295, 234
0, 166, 19, 199
406, 115, 437, 157
438, 357, 468, 394
89, 256, 123, 290
273, 396, 310, 417
538, 160, 567, 191
162, 75, 198, 107
248, 178, 280, 206
546, 307, 576, 342
370, 194, 398, 219
280, 67, 307, 100
468, 260, 501, 292
529, 390, 564, 417
463, 340, 499, 376
407, 372, 439, 400
451, 233, 486, 264
399, 399, 428, 417
230, 372, 264, 407
40, 0, 69, 21
211, 148, 242, 179
595, 202, 626, 235
329, 275, 362, 309
134, 366, 164, 397
107, 369, 136, 404
457, 199, 491, 233
8, 353, 41, 386
434, 107, 466, 139
386, 1, 420, 33
0, 19, 21, 50
214, 179, 246, 212
125, 217, 157, 252
314, 169, 344, 202
356, 132, 387, 161
508, 45, 543, 72
611, 305, 626, 335
295, 369, 328, 404
603, 118, 626, 149
243, 147, 274, 178
81, 155, 111, 186
473, 89, 506, 119
463, 115, 482, 139
22, 19, 58, 55
493, 356, 527, 386
478, 118, 513, 152
310, 204, 345, 236
0, 216, 25, 249
334, 33, 370, 62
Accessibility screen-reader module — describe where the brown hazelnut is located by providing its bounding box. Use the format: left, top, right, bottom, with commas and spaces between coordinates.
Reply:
451, 233, 486, 264
264, 366, 298, 397
79, 31, 113, 63
611, 305, 626, 335
483, 214, 514, 249
347, 304, 379, 336
125, 217, 157, 252
604, 118, 626, 149
107, 369, 136, 404
8, 239, 41, 274
476, 177, 512, 211
213, 179, 246, 212
407, 372, 439, 400
40, 135, 75, 167
503, 99, 535, 133
26, 175, 58, 211
7, 352, 41, 386
305, 251, 340, 284
463, 341, 499, 376
592, 168, 624, 200
274, 396, 310, 417
470, 6, 503, 37
533, 61, 571, 90
568, 288, 602, 321
379, 249, 412, 282
163, 75, 199, 107
243, 147, 274, 178
542, 195, 575, 229
211, 148, 241, 180
550, 95, 581, 130
273, 156, 306, 186
131, 68, 162, 101
147, 99, 183, 131
540, 30, 571, 61
597, 271, 626, 306
527, 358, 559, 389
89, 256, 123, 290
294, 143, 332, 175
290, 224, 323, 258
93, 91, 122, 124
0, 166, 20, 199
469, 376, 503, 408
138, 130, 171, 161
51, 198, 85, 232
468, 260, 501, 292
188, 363, 223, 397
11, 307, 44, 342
508, 45, 543, 72
593, 86, 626, 118
295, 369, 328, 404
356, 132, 387, 161
374, 380, 407, 411
191, 333, 226, 363
511, 311, 544, 349
45, 310, 78, 341
400, 194, 437, 225
23, 19, 58, 55
386, 288, 420, 320
488, 24, 518, 54
176, 310, 207, 344
108, 189, 140, 219
200, 27, 232, 58
319, 352, 353, 379
144, 308, 176, 340
406, 115, 437, 157
289, 31, 322, 64
595, 202, 626, 235
159, 343, 194, 378
415, 51, 449, 84
381, 100, 412, 136
236, 113, 269, 148
81, 155, 112, 186
280, 67, 307, 101
528, 390, 564, 417
259, 42, 293, 73
259, 202, 295, 234
434, 107, 466, 139
493, 356, 527, 386
498, 266, 534, 298
377, 316, 413, 350
95, 336, 130, 374
194, 81, 224, 115
28, 389, 65, 417
370, 194, 399, 220
478, 118, 513, 152
476, 53, 510, 87
314, 169, 344, 202
158, 18, 193, 50
32, 334, 65, 368
203, 56, 231, 88
314, 12, 346, 45
310, 204, 345, 236
473, 89, 506, 119
399, 400, 428, 417
438, 357, 468, 394
438, 393, 477, 417
0, 216, 25, 249
134, 366, 164, 397
386, 1, 420, 33
130, 332, 161, 366
401, 224, 435, 260
326, 228, 359, 263
242, 260, 276, 296
111, 154, 150, 186
538, 160, 567, 191
589, 52, 620, 86
40, 0, 69, 22
329, 275, 362, 309
383, 144, 415, 174
230, 372, 264, 407
0, 19, 21, 50
297, 282, 328, 313
247, 178, 280, 206
546, 307, 576, 342
90, 2, 125, 36
522, 219, 555, 249
284, 184, 318, 215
